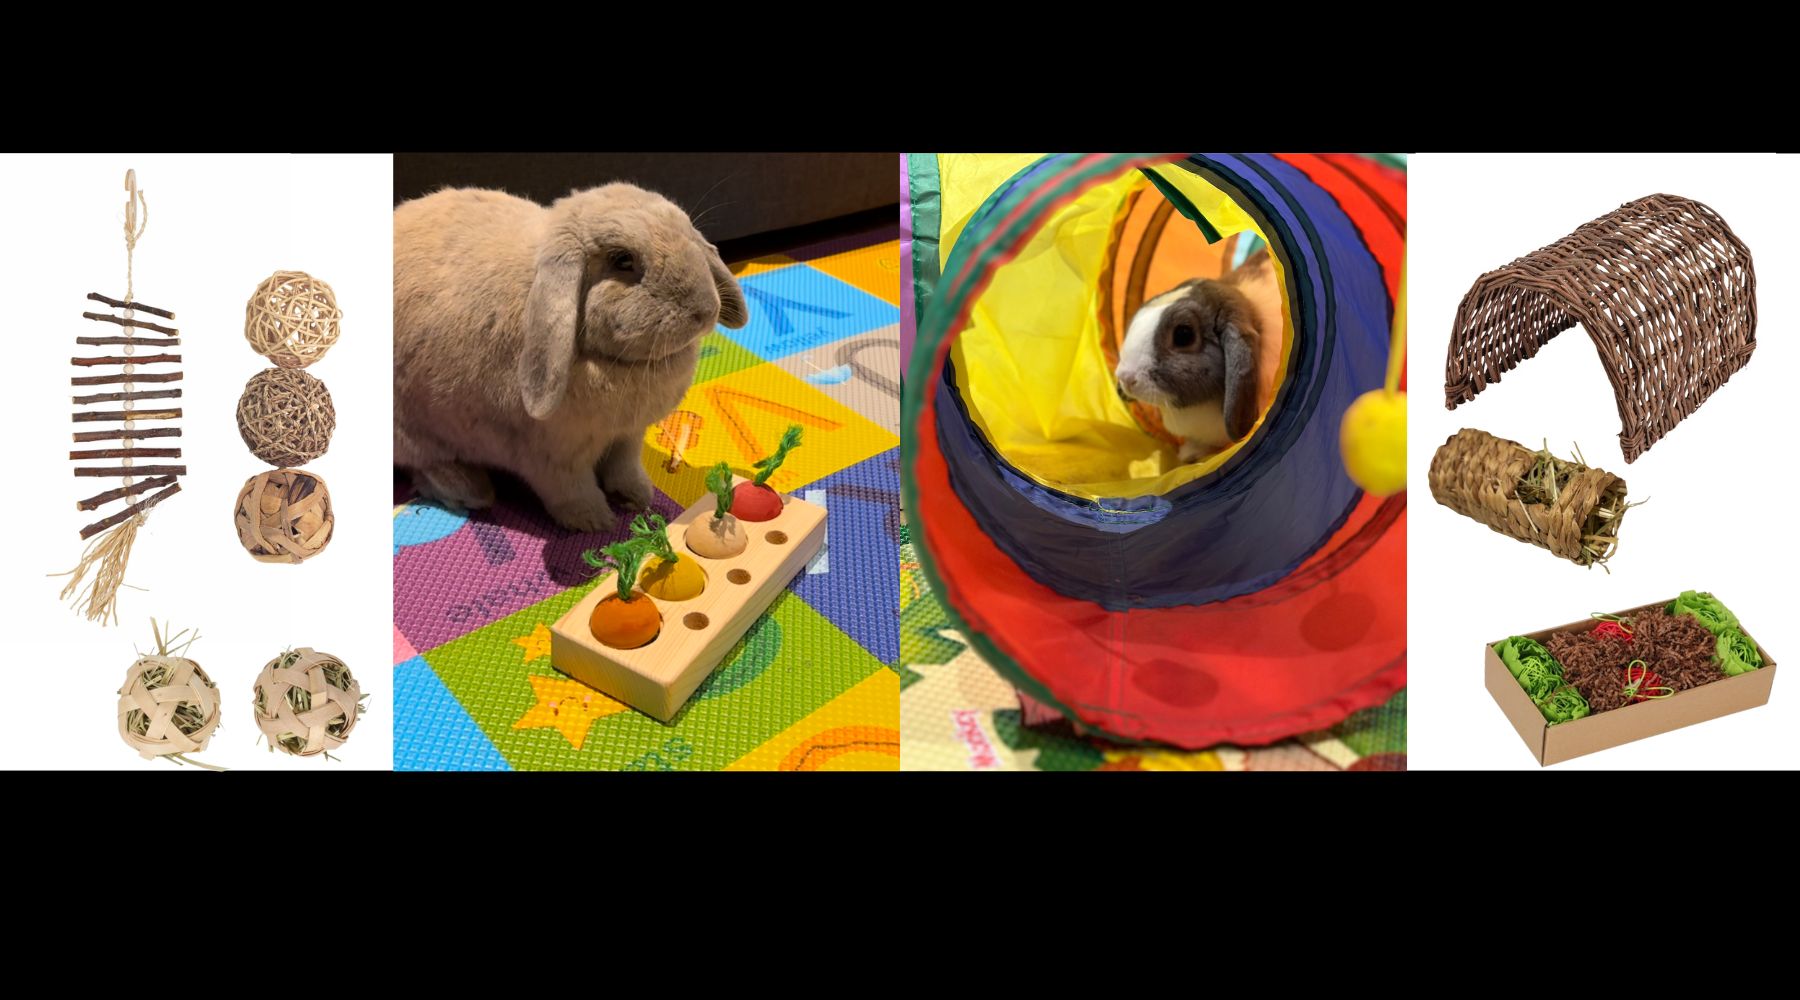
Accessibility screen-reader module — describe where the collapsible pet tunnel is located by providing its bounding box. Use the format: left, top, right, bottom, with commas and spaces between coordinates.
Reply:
900, 153, 1407, 747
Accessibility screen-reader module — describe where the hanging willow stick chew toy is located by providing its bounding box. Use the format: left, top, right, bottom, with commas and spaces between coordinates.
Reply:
1427, 428, 1635, 569
53, 171, 186, 623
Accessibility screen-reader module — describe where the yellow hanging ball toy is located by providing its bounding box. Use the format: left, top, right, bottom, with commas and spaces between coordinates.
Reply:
1339, 259, 1407, 497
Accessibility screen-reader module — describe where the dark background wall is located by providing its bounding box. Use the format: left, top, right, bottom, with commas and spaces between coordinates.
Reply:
393, 153, 897, 247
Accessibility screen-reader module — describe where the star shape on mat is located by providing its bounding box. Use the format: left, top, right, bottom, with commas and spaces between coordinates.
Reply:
512, 675, 629, 750
511, 623, 552, 664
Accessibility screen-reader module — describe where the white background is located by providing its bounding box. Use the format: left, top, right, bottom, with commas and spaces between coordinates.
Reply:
0, 154, 393, 770
1409, 153, 1796, 769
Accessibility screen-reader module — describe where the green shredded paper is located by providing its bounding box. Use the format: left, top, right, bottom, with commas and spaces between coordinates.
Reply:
1494, 635, 1590, 724
1717, 629, 1764, 677
1671, 590, 1739, 634
1672, 590, 1763, 677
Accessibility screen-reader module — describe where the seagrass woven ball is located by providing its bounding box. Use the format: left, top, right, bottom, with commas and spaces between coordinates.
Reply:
117, 653, 221, 761
252, 648, 363, 757
235, 468, 334, 564
244, 270, 341, 368
237, 367, 335, 466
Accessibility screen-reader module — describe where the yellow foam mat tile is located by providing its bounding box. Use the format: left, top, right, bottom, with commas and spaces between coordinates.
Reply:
642, 362, 898, 507
802, 240, 903, 305
727, 669, 899, 771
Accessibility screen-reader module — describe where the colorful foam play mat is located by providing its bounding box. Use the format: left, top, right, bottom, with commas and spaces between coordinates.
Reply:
394, 229, 902, 770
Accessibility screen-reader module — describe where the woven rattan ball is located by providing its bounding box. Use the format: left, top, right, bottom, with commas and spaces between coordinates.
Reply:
245, 270, 341, 368
235, 468, 334, 564
117, 653, 221, 761
253, 648, 363, 757
237, 367, 335, 466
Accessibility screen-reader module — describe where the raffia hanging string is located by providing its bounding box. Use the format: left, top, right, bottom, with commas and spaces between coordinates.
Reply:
52, 170, 180, 625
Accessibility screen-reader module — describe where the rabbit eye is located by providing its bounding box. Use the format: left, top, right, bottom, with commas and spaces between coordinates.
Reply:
609, 250, 636, 272
1169, 323, 1199, 352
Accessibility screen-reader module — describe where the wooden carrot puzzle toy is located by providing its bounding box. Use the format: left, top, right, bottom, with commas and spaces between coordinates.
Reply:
550, 426, 826, 721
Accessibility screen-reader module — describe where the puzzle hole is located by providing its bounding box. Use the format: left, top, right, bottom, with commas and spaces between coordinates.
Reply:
765, 530, 788, 545
684, 612, 709, 630
727, 569, 751, 584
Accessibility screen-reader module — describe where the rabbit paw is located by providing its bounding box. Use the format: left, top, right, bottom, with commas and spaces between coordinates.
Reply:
600, 468, 654, 512
1177, 441, 1207, 464
415, 462, 495, 511
546, 495, 618, 534
598, 442, 655, 511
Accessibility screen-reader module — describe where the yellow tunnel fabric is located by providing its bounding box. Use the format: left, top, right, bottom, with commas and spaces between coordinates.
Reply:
942, 156, 1291, 501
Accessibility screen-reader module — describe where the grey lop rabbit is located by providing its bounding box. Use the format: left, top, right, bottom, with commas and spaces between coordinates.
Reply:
394, 183, 748, 531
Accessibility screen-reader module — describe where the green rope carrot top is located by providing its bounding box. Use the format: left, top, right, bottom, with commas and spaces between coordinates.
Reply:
583, 539, 652, 601
752, 425, 804, 486
706, 461, 734, 519
630, 513, 677, 564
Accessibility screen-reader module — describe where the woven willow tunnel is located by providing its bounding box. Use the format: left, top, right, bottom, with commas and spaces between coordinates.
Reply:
1444, 194, 1756, 463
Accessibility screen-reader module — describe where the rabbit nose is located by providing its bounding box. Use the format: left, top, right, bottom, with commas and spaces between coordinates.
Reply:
1117, 372, 1142, 400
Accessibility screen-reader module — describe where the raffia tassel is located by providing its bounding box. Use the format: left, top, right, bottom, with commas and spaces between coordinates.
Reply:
51, 513, 145, 625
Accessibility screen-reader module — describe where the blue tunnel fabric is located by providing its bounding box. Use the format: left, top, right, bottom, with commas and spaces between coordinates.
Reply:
931, 154, 1390, 610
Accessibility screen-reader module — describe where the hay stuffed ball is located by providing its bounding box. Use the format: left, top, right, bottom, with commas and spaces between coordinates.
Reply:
244, 269, 341, 369
253, 648, 364, 757
236, 367, 336, 467
116, 621, 224, 771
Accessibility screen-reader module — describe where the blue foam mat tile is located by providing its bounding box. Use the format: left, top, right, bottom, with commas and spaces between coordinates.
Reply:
394, 654, 512, 771
726, 264, 900, 361
790, 449, 901, 664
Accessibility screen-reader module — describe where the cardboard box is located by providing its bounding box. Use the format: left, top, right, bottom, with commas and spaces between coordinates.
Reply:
1485, 596, 1778, 765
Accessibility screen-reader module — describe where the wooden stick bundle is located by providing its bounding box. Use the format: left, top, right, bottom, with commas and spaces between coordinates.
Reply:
73, 408, 181, 423
78, 336, 180, 347
81, 311, 178, 335
80, 483, 182, 539
70, 448, 181, 460
74, 465, 187, 477
72, 427, 181, 443
72, 388, 181, 405
86, 292, 174, 319
71, 354, 181, 367
72, 371, 182, 386
77, 475, 177, 511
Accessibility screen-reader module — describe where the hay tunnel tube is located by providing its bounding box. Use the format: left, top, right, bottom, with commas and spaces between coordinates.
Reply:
901, 153, 1407, 747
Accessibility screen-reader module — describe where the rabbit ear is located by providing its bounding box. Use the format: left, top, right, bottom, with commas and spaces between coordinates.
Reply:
709, 250, 749, 329
1220, 319, 1260, 440
519, 251, 584, 420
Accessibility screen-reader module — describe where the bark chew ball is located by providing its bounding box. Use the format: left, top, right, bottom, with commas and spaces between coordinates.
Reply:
236, 367, 336, 466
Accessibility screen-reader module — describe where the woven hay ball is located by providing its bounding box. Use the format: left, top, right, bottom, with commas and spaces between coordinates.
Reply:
253, 648, 363, 757
237, 367, 335, 466
117, 653, 221, 762
235, 468, 334, 563
245, 270, 341, 368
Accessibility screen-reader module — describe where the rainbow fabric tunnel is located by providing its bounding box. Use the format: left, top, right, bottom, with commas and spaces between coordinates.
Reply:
900, 153, 1406, 747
